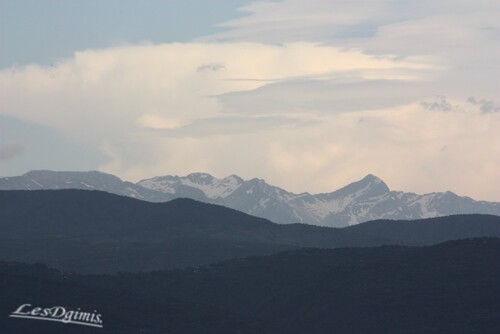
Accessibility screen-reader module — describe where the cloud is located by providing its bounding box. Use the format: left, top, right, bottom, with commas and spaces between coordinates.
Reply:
208, 0, 500, 46
197, 63, 226, 72
208, 0, 500, 99
219, 77, 434, 115
259, 101, 500, 202
0, 41, 443, 191
0, 143, 24, 161
206, 0, 393, 43
468, 97, 500, 114
0, 41, 431, 148
421, 95, 455, 112
148, 115, 310, 137
421, 96, 500, 114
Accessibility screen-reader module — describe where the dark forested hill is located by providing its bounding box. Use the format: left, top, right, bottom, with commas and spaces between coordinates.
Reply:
1, 238, 500, 333
345, 214, 500, 245
1, 189, 500, 273
0, 190, 380, 273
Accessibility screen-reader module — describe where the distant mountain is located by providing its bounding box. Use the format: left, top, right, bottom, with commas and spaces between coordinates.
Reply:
2, 170, 500, 227
1, 189, 500, 273
0, 170, 171, 202
2, 238, 500, 333
139, 172, 500, 227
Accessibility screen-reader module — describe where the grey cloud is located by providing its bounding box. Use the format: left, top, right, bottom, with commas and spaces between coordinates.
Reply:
481, 26, 500, 37
468, 97, 500, 114
421, 95, 455, 112
218, 77, 431, 115
197, 63, 225, 72
332, 21, 380, 39
150, 115, 312, 138
0, 143, 24, 161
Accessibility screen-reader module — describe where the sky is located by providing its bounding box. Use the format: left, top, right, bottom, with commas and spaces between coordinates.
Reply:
0, 0, 499, 201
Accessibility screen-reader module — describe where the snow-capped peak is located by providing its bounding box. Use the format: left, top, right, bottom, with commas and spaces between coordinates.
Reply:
326, 174, 390, 200
139, 173, 244, 199
361, 174, 385, 184
180, 173, 243, 199
137, 176, 177, 194
185, 173, 215, 183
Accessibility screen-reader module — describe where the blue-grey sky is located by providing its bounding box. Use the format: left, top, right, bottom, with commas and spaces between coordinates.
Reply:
0, 0, 499, 201
0, 0, 248, 68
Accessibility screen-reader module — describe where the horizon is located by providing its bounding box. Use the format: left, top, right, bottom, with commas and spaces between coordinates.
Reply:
1, 1, 499, 201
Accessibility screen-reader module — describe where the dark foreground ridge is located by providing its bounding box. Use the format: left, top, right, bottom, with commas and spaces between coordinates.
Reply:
1, 189, 500, 273
1, 238, 500, 333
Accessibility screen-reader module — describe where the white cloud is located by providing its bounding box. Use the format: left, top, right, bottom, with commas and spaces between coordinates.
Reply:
0, 41, 431, 147
208, 0, 500, 101
0, 42, 428, 135
208, 0, 393, 42
0, 41, 440, 187
262, 100, 500, 201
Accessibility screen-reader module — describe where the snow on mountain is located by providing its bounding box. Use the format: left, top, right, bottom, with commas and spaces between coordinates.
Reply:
137, 173, 244, 200
137, 176, 176, 194
2, 170, 500, 227
184, 174, 243, 199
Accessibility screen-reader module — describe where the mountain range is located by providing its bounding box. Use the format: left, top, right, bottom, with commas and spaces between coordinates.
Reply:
1, 170, 499, 227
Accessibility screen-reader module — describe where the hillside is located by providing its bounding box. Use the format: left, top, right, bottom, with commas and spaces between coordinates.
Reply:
1, 238, 500, 333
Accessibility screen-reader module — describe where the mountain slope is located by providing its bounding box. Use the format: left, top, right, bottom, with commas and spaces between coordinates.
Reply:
1, 189, 500, 273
